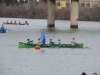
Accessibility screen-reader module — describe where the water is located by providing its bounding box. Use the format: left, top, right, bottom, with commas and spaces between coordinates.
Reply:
0, 17, 100, 75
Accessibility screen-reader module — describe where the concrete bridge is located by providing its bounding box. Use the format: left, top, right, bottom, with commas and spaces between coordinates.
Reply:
47, 0, 79, 28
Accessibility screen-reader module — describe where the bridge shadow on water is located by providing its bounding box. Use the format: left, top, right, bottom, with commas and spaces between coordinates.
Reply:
45, 27, 79, 34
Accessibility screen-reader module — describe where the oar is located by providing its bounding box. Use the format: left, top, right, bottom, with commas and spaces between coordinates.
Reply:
84, 46, 89, 48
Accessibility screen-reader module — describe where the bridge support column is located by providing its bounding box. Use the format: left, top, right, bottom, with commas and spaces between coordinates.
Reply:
70, 0, 79, 28
47, 0, 55, 27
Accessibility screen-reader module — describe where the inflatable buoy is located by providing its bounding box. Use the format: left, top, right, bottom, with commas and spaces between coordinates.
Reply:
35, 45, 40, 50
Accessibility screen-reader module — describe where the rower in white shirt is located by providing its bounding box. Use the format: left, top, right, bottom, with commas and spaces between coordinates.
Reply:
71, 38, 77, 45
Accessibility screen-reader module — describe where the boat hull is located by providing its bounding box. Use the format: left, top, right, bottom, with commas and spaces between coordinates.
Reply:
0, 29, 7, 33
3, 22, 29, 25
18, 42, 84, 48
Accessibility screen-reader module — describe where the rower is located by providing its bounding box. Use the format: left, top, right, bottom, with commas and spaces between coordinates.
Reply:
27, 39, 30, 44
25, 21, 28, 24
19, 21, 21, 24
58, 39, 62, 46
7, 21, 8, 23
14, 21, 16, 24
37, 38, 42, 45
49, 39, 55, 46
10, 20, 12, 24
71, 38, 77, 45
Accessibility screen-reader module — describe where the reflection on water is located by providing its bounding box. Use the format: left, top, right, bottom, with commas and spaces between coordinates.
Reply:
0, 18, 100, 75
40, 50, 45, 55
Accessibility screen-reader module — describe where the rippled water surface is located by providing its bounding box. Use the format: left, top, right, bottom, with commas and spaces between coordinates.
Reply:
0, 18, 100, 75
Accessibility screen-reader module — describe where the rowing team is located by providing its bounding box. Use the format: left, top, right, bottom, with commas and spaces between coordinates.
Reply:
27, 38, 78, 46
6, 20, 28, 24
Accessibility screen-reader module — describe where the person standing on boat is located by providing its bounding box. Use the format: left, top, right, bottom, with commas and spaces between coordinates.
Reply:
49, 39, 55, 46
58, 39, 62, 46
71, 38, 77, 45
27, 39, 30, 44
37, 38, 42, 45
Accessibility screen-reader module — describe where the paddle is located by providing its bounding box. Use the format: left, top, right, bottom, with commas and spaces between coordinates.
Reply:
84, 46, 89, 48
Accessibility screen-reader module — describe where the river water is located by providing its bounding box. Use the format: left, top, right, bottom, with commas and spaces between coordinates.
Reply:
0, 17, 100, 75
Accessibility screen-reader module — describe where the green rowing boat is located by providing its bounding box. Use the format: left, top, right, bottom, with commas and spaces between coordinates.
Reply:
18, 42, 84, 48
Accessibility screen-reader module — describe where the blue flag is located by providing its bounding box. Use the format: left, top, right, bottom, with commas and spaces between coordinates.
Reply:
40, 30, 46, 45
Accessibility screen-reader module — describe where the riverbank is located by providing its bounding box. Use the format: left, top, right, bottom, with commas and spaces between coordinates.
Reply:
0, 1, 100, 21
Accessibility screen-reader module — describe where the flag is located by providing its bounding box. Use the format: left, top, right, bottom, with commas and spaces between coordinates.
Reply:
40, 30, 46, 45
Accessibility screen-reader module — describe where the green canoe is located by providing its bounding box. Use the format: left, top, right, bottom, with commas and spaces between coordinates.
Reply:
18, 42, 84, 48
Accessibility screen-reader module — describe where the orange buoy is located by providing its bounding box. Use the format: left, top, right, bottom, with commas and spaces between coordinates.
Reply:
35, 45, 40, 50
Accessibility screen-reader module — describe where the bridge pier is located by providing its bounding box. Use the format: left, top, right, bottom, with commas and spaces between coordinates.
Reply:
47, 0, 55, 27
70, 0, 79, 28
